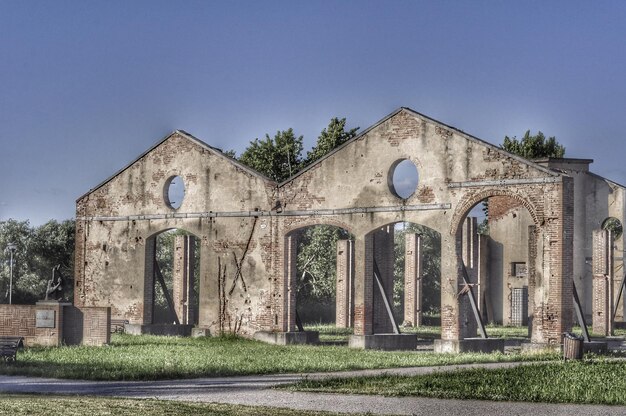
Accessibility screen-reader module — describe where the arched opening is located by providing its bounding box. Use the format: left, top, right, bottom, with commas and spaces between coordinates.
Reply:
145, 229, 200, 328
455, 194, 538, 342
365, 221, 441, 340
286, 224, 354, 344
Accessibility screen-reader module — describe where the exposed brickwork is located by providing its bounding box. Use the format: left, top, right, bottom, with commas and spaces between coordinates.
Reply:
75, 108, 576, 349
0, 304, 109, 347
403, 233, 422, 326
335, 239, 354, 328
592, 229, 613, 335
173, 235, 195, 325
488, 196, 525, 222
372, 226, 395, 333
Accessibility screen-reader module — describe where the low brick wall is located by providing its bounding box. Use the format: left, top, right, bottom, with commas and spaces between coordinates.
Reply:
0, 303, 110, 347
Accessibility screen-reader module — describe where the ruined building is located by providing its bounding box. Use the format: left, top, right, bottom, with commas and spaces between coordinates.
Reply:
74, 107, 624, 351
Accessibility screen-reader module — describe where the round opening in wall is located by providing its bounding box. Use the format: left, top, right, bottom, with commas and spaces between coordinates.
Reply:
164, 175, 185, 209
389, 159, 419, 200
602, 217, 623, 239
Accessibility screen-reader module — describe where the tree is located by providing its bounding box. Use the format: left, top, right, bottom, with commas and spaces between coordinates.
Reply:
305, 118, 359, 164
502, 130, 565, 159
235, 117, 359, 323
238, 129, 304, 182
152, 229, 200, 324
0, 219, 74, 304
393, 223, 441, 320
296, 226, 352, 298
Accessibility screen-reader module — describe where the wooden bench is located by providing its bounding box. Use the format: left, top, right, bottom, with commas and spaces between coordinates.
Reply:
0, 337, 24, 362
110, 319, 129, 334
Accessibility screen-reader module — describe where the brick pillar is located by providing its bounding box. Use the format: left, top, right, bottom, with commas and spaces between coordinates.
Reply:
283, 233, 298, 332
354, 236, 371, 336
592, 229, 613, 336
403, 233, 422, 326
336, 239, 354, 328
372, 226, 395, 333
527, 225, 538, 339
143, 236, 156, 325
478, 234, 490, 322
532, 176, 574, 345
173, 235, 196, 325
460, 217, 478, 338
441, 229, 461, 340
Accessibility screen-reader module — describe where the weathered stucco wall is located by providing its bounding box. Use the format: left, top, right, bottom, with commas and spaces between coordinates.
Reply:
75, 108, 574, 345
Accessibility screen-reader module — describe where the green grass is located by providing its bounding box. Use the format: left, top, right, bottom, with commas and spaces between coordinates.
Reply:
304, 323, 354, 342
0, 395, 355, 416
285, 358, 626, 405
306, 323, 530, 342
0, 334, 556, 381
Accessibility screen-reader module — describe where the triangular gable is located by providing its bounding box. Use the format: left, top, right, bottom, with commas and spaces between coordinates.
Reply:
77, 130, 276, 202
279, 107, 561, 187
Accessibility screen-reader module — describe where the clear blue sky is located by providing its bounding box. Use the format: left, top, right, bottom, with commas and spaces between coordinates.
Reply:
2, 1, 626, 225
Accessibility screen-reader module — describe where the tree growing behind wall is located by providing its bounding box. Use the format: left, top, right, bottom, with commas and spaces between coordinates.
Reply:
393, 223, 441, 321
153, 229, 200, 324
235, 117, 360, 323
305, 118, 359, 164
296, 225, 353, 323
501, 130, 565, 159
238, 129, 304, 182
0, 219, 74, 304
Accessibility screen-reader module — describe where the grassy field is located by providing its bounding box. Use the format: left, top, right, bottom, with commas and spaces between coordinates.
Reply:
285, 358, 626, 405
0, 334, 556, 381
0, 395, 355, 416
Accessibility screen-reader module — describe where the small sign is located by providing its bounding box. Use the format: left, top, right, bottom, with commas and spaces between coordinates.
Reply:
512, 262, 528, 278
36, 310, 56, 328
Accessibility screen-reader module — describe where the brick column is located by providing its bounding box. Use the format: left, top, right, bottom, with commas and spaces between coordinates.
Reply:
372, 225, 395, 333
143, 236, 156, 325
592, 229, 613, 336
336, 239, 354, 328
532, 177, 574, 345
282, 233, 298, 332
458, 217, 478, 338
478, 234, 490, 321
403, 233, 422, 326
441, 229, 461, 340
527, 225, 538, 339
173, 235, 196, 325
354, 236, 372, 336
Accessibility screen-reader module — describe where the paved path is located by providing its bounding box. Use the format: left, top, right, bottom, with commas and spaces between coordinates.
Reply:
1, 362, 625, 415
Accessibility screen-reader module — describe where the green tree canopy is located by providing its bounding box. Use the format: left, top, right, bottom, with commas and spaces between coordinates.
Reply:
501, 130, 565, 159
238, 129, 304, 182
1, 219, 74, 304
306, 117, 359, 164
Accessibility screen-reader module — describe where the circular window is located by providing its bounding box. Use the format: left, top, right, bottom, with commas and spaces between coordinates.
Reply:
164, 176, 185, 209
602, 217, 623, 239
389, 159, 419, 199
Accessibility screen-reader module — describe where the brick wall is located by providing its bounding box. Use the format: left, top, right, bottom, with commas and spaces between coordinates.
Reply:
0, 303, 110, 347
